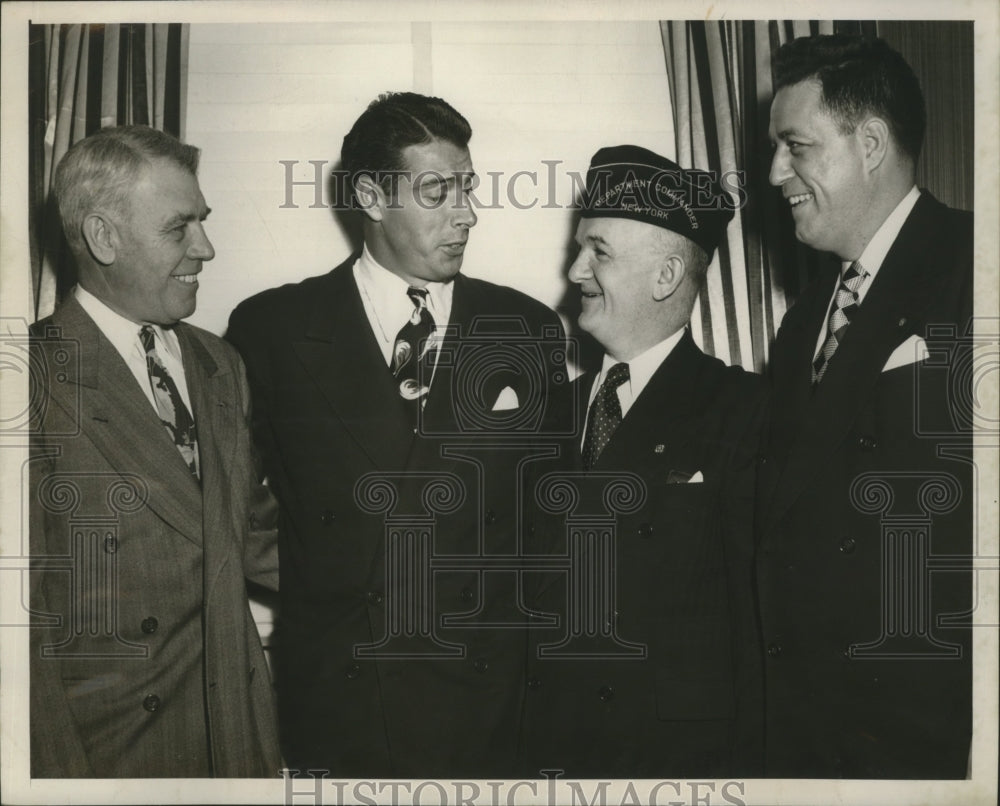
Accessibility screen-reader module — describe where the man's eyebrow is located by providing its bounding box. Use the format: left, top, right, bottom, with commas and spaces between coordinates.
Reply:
162, 207, 211, 228
576, 233, 610, 248
775, 128, 805, 141
417, 172, 477, 187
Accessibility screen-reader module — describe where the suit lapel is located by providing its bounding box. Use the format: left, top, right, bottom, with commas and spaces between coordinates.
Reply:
766, 193, 950, 529
420, 273, 472, 437
590, 331, 707, 470
291, 260, 415, 469
49, 296, 203, 544
178, 325, 232, 593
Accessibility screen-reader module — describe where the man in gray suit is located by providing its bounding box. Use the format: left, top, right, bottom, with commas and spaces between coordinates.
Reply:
29, 126, 280, 777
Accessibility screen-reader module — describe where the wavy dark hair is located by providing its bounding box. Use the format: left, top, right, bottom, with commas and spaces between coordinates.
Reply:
773, 34, 925, 162
341, 91, 472, 202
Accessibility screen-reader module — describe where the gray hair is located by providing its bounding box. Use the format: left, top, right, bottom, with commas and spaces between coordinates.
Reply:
54, 125, 200, 256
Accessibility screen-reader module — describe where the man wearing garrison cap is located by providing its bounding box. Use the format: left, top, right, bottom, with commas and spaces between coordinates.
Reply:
523, 145, 767, 778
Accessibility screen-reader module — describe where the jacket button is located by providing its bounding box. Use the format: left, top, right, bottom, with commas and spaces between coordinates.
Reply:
142, 694, 161, 712
345, 663, 361, 679
527, 676, 541, 690
767, 643, 782, 658
473, 658, 489, 673
485, 509, 497, 525
839, 537, 856, 554
367, 591, 384, 605
459, 587, 475, 604
858, 435, 877, 451
104, 535, 118, 554
637, 523, 654, 539
598, 686, 614, 702
757, 454, 768, 466
140, 617, 159, 634
321, 509, 336, 526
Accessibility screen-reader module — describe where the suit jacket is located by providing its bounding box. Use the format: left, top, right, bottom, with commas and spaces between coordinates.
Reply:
226, 256, 571, 778
29, 295, 281, 778
756, 191, 974, 778
521, 330, 767, 779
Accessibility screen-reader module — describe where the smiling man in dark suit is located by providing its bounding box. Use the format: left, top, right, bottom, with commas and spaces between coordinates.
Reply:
29, 125, 280, 777
759, 35, 974, 778
227, 92, 569, 778
522, 145, 767, 778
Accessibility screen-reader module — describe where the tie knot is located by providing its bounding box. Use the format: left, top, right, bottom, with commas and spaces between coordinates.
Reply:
407, 286, 429, 309
139, 325, 156, 353
604, 362, 630, 390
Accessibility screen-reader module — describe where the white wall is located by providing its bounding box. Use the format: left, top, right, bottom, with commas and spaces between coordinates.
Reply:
184, 21, 675, 336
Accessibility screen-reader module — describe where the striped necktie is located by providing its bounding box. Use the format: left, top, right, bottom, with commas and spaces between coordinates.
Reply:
140, 325, 200, 478
812, 261, 868, 384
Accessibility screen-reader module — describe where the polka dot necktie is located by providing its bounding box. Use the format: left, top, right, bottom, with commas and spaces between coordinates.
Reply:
812, 260, 868, 384
139, 325, 200, 478
582, 362, 630, 471
392, 286, 437, 419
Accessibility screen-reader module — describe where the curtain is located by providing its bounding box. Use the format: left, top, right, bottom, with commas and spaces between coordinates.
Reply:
28, 23, 189, 322
661, 20, 973, 372
661, 20, 841, 373
878, 21, 973, 212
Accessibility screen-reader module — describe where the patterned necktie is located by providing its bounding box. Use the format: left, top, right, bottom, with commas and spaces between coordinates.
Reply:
392, 287, 437, 415
812, 261, 868, 384
140, 325, 200, 478
582, 362, 630, 471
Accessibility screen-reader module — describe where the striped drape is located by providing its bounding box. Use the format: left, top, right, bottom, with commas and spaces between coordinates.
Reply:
28, 23, 189, 321
661, 20, 838, 372
661, 20, 972, 372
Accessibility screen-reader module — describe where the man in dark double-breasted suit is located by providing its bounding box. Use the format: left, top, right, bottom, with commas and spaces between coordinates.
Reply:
759, 35, 974, 778
227, 92, 570, 778
30, 126, 280, 778
522, 146, 767, 779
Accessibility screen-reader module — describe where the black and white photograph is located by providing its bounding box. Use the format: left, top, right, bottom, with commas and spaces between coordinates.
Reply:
1, 1, 997, 804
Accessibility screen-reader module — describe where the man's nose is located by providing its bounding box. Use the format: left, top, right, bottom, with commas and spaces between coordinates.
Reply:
189, 223, 215, 261
567, 253, 590, 283
769, 147, 793, 187
454, 197, 478, 229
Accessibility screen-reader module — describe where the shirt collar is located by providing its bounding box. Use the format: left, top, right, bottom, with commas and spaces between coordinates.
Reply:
74, 284, 182, 361
597, 326, 687, 400
357, 244, 453, 321
848, 185, 920, 278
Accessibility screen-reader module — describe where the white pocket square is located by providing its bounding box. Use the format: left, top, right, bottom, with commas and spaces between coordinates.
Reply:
688, 471, 704, 484
491, 386, 519, 411
882, 335, 929, 373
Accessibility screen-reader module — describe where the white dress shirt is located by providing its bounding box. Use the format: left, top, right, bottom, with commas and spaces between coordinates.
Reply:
582, 327, 688, 446
813, 186, 920, 359
352, 244, 454, 372
74, 285, 194, 414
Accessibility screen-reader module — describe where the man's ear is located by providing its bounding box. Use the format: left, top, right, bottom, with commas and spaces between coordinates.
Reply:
81, 213, 117, 266
652, 254, 686, 301
354, 174, 387, 223
860, 116, 890, 172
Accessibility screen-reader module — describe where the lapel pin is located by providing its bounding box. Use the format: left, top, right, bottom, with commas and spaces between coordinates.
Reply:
654, 444, 665, 453
898, 317, 907, 327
